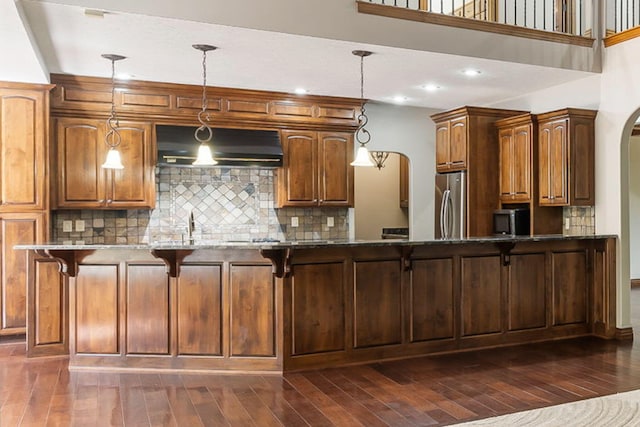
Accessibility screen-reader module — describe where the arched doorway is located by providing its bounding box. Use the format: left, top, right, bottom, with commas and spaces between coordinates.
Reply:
626, 115, 640, 325
619, 109, 640, 330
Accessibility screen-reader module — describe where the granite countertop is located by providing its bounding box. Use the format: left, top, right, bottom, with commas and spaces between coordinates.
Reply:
14, 234, 617, 251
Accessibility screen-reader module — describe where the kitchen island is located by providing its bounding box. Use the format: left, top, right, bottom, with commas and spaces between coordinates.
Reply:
21, 235, 620, 373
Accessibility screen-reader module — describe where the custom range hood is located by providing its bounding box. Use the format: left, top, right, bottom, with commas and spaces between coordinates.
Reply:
156, 125, 283, 167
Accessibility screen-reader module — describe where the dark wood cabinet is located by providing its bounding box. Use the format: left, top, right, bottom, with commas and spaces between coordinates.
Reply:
537, 108, 596, 206
26, 237, 616, 372
399, 155, 409, 208
496, 113, 563, 235
276, 130, 354, 207
0, 82, 53, 337
431, 107, 526, 237
54, 117, 156, 209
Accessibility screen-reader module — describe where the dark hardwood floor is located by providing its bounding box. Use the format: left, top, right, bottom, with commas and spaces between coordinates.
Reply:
2, 290, 640, 426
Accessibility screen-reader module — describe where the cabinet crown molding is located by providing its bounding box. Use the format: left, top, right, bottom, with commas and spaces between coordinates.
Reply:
50, 74, 362, 130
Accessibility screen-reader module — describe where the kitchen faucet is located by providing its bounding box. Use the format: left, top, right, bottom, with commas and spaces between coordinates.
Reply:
187, 210, 195, 244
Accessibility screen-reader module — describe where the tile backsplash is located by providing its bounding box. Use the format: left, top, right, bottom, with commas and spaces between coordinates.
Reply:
52, 167, 349, 244
563, 206, 595, 236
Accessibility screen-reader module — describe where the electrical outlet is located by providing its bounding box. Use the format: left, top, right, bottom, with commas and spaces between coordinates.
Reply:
62, 220, 73, 232
327, 217, 334, 227
565, 218, 570, 230
75, 220, 85, 232
291, 217, 299, 227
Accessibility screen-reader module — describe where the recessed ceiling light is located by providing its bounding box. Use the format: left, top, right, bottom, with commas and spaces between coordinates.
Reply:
84, 9, 105, 18
463, 69, 482, 77
393, 95, 408, 103
294, 88, 308, 94
423, 84, 440, 92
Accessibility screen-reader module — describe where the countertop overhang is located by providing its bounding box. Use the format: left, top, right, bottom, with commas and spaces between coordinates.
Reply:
15, 234, 617, 251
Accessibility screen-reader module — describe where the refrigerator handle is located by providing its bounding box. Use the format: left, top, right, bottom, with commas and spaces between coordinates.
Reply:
446, 192, 454, 239
442, 189, 450, 239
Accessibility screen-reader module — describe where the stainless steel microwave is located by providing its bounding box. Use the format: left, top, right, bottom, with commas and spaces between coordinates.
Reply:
493, 208, 530, 236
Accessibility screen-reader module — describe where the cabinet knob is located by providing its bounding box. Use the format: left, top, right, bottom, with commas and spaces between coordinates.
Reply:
107, 199, 112, 204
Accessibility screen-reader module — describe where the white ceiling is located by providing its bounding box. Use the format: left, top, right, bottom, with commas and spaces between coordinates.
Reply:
4, 0, 597, 110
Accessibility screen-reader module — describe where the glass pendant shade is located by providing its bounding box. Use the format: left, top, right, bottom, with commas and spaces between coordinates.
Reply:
192, 143, 218, 166
350, 145, 374, 167
101, 147, 124, 169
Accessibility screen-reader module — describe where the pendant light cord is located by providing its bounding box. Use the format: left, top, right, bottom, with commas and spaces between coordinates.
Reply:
195, 47, 213, 143
105, 57, 121, 149
356, 52, 371, 146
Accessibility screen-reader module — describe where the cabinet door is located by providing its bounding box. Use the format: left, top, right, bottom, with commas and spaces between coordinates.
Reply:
511, 123, 532, 201
0, 212, 47, 335
399, 155, 409, 208
539, 119, 567, 205
500, 123, 532, 202
106, 121, 155, 208
55, 118, 155, 209
435, 121, 450, 172
0, 88, 48, 211
317, 132, 354, 207
449, 116, 468, 170
498, 127, 514, 201
277, 130, 317, 207
55, 118, 106, 208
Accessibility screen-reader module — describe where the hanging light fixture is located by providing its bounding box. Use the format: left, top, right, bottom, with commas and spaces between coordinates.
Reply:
350, 50, 375, 167
101, 54, 126, 169
192, 44, 218, 166
370, 151, 390, 170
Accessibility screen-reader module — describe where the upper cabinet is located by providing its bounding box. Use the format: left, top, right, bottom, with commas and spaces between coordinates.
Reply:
276, 130, 354, 207
54, 117, 156, 209
435, 116, 467, 172
497, 114, 535, 203
0, 84, 53, 212
537, 108, 596, 206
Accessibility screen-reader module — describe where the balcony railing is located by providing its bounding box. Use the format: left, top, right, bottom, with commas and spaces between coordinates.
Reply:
607, 0, 640, 35
362, 0, 592, 36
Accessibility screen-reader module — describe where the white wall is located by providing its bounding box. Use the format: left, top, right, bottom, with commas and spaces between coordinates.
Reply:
359, 103, 437, 240
630, 136, 640, 279
354, 153, 409, 240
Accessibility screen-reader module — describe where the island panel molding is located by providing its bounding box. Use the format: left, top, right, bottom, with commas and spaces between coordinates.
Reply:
24, 236, 619, 372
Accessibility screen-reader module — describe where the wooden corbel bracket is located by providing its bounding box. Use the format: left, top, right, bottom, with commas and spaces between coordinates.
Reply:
34, 249, 94, 277
260, 248, 292, 278
401, 246, 414, 271
151, 249, 193, 278
495, 241, 516, 267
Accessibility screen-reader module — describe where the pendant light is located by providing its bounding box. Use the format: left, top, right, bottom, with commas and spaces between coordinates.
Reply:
350, 50, 375, 167
101, 54, 126, 169
371, 151, 390, 170
192, 44, 218, 166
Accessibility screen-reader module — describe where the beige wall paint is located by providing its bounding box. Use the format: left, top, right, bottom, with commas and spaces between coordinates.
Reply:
630, 136, 640, 280
354, 153, 409, 240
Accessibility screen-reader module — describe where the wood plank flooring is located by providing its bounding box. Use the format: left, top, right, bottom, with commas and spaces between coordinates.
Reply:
2, 290, 640, 426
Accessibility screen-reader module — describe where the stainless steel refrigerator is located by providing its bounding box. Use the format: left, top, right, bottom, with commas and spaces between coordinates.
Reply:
435, 171, 466, 239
